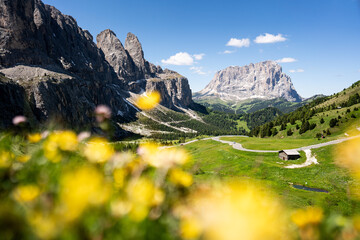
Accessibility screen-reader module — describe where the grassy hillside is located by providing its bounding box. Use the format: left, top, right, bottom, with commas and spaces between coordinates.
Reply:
316, 80, 360, 109
120, 105, 247, 140
250, 81, 360, 140
183, 140, 359, 214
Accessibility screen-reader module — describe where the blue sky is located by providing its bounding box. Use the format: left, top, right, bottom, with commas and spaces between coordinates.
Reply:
43, 0, 360, 98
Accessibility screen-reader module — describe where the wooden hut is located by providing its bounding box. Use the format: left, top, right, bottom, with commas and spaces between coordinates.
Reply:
278, 150, 300, 161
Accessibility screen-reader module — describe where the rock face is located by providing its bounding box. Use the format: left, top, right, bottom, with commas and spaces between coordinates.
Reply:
96, 29, 138, 82
0, 0, 115, 84
97, 30, 196, 111
0, 0, 200, 135
196, 61, 302, 102
0, 0, 137, 136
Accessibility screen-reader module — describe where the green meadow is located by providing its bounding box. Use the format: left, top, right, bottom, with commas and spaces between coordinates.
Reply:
183, 140, 360, 215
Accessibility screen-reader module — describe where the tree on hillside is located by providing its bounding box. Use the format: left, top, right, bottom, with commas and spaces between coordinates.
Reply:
329, 118, 338, 128
287, 129, 293, 136
299, 121, 310, 134
272, 128, 278, 136
320, 118, 325, 124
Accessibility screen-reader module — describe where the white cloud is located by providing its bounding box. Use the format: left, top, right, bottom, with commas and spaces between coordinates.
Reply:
289, 69, 304, 73
226, 38, 250, 48
254, 33, 287, 44
193, 53, 205, 60
276, 57, 297, 63
161, 52, 194, 66
190, 66, 206, 75
219, 50, 235, 54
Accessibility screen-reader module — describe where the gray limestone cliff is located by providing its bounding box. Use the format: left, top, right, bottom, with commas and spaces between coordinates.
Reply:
0, 0, 137, 137
0, 0, 201, 135
97, 29, 196, 111
195, 61, 302, 102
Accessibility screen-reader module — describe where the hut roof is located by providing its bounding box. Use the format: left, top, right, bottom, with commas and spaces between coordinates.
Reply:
279, 150, 300, 156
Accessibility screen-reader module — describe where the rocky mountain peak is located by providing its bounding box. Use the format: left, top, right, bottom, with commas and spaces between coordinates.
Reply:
196, 60, 302, 102
124, 32, 146, 72
97, 29, 137, 81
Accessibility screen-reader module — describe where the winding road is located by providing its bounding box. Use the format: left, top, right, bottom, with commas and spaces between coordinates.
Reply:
180, 134, 360, 153
173, 134, 360, 169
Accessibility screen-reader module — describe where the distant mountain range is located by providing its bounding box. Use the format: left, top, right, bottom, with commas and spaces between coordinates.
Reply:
195, 61, 302, 102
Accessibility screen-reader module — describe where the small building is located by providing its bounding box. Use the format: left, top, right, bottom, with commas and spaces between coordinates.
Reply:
278, 150, 300, 161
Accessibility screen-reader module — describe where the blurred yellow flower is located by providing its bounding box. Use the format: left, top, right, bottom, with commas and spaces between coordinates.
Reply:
169, 168, 193, 187
175, 182, 289, 240
43, 131, 78, 163
43, 138, 62, 163
13, 184, 40, 203
336, 137, 360, 177
113, 168, 127, 188
59, 166, 111, 222
55, 131, 78, 151
353, 215, 360, 232
83, 138, 114, 163
291, 206, 323, 228
135, 91, 161, 110
111, 199, 132, 217
129, 204, 150, 222
126, 177, 164, 222
17, 155, 31, 163
180, 217, 203, 239
0, 151, 13, 168
28, 133, 42, 143
28, 212, 58, 240
138, 143, 190, 168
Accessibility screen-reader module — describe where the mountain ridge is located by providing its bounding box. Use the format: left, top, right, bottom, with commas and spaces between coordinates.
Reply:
0, 0, 201, 137
195, 61, 302, 103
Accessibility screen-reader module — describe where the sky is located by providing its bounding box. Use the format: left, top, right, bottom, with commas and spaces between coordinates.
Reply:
43, 0, 360, 98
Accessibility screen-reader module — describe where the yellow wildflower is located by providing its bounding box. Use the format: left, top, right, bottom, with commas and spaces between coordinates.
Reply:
138, 143, 190, 168
28, 212, 58, 240
0, 151, 13, 168
127, 177, 156, 206
129, 204, 150, 222
336, 137, 360, 177
43, 131, 78, 163
55, 131, 78, 151
13, 184, 40, 203
43, 138, 62, 163
126, 177, 164, 222
169, 168, 193, 187
291, 206, 323, 228
180, 217, 203, 239
28, 133, 42, 143
353, 215, 360, 232
113, 168, 127, 188
111, 199, 132, 217
135, 91, 161, 110
83, 138, 114, 163
16, 155, 31, 163
59, 166, 111, 222
175, 182, 289, 240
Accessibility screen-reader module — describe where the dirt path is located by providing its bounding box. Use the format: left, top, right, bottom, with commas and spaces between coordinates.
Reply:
284, 149, 319, 169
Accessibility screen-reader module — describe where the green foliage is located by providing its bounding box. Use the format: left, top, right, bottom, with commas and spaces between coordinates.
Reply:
287, 128, 293, 136
329, 118, 338, 128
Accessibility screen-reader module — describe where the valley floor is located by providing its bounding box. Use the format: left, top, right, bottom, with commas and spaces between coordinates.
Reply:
181, 135, 360, 214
